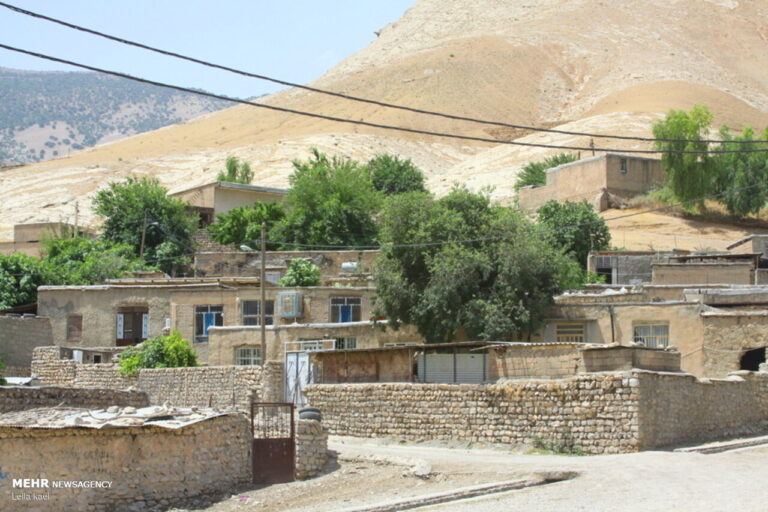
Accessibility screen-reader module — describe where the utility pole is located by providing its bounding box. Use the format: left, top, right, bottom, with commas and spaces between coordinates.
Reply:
73, 201, 79, 238
260, 222, 267, 365
139, 211, 149, 259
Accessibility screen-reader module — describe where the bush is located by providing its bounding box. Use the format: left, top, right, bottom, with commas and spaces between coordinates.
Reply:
0, 360, 6, 386
279, 258, 321, 287
118, 331, 198, 376
515, 153, 579, 191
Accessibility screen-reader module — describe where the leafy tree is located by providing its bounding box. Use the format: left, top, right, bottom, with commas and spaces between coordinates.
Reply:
374, 187, 580, 342
217, 156, 254, 184
514, 153, 579, 191
118, 331, 198, 376
653, 105, 718, 202
366, 154, 427, 195
42, 236, 146, 285
207, 202, 285, 248
279, 258, 321, 287
712, 126, 768, 216
0, 360, 6, 385
0, 253, 48, 309
536, 200, 611, 267
272, 149, 381, 247
93, 177, 197, 275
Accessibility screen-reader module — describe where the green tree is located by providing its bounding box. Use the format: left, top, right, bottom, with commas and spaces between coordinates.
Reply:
653, 105, 717, 202
93, 177, 197, 275
514, 153, 579, 191
712, 126, 768, 216
366, 154, 427, 195
118, 331, 198, 376
536, 200, 611, 267
217, 156, 254, 184
207, 202, 285, 247
272, 149, 381, 247
0, 253, 48, 309
0, 360, 6, 385
42, 236, 146, 285
374, 187, 580, 342
279, 258, 321, 287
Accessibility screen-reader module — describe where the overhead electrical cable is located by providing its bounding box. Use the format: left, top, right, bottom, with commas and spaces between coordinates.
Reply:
2, 42, 768, 156
1, 0, 766, 145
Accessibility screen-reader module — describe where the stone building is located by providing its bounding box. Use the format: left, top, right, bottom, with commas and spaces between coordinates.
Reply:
517, 153, 663, 212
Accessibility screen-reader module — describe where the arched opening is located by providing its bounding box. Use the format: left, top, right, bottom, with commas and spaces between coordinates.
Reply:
739, 347, 766, 371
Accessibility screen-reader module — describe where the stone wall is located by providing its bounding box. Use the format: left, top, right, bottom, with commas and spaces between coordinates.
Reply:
0, 414, 250, 512
0, 316, 53, 369
305, 370, 768, 453
305, 373, 641, 454
31, 347, 285, 411
637, 370, 768, 448
0, 386, 148, 413
295, 419, 328, 479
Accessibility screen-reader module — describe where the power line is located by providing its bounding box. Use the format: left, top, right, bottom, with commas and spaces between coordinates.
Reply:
1, 0, 765, 146
2, 42, 768, 156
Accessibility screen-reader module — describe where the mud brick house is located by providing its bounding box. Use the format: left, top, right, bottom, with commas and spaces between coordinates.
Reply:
169, 181, 287, 227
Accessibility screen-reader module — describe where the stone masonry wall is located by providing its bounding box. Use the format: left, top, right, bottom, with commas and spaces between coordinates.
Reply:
637, 370, 768, 449
295, 419, 328, 479
0, 386, 148, 413
305, 373, 641, 454
0, 414, 250, 512
31, 348, 285, 411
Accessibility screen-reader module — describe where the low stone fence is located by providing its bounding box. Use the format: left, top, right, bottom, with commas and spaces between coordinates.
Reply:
1, 365, 31, 378
31, 347, 285, 411
0, 386, 149, 413
304, 370, 768, 453
0, 413, 250, 511
295, 419, 328, 479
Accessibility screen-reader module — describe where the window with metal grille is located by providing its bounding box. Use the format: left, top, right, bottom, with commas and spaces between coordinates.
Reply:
556, 322, 586, 343
235, 346, 261, 365
335, 337, 357, 350
330, 297, 362, 323
194, 305, 223, 343
633, 323, 669, 348
242, 300, 274, 326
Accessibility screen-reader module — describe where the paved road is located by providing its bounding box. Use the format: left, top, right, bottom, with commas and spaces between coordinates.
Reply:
331, 438, 768, 512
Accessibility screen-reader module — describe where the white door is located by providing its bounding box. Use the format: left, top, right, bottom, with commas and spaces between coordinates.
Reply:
284, 351, 311, 406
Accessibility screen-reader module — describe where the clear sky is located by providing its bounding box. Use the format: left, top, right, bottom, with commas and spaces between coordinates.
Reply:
0, 1, 415, 98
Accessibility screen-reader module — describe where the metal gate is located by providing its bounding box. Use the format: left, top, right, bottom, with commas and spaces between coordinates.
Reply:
251, 402, 295, 483
285, 351, 311, 406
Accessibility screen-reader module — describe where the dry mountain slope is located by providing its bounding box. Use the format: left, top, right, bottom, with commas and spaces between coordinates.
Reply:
2, 0, 768, 238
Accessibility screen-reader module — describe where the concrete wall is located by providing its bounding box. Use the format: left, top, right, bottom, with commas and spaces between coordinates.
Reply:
0, 386, 148, 413
305, 370, 768, 453
0, 316, 53, 369
0, 414, 250, 512
207, 322, 422, 365
652, 263, 754, 285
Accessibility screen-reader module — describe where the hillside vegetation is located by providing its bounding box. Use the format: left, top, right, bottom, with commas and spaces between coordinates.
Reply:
0, 67, 228, 165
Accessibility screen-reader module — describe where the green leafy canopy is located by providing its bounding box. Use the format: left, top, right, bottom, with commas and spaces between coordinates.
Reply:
279, 258, 321, 287
118, 331, 198, 376
515, 153, 579, 191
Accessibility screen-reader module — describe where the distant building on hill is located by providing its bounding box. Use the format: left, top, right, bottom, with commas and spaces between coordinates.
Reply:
517, 153, 663, 212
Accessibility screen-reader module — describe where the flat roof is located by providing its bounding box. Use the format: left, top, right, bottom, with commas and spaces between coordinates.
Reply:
169, 181, 288, 197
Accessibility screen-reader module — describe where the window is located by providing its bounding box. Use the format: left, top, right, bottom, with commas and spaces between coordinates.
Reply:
92, 355, 102, 364
195, 305, 223, 343
619, 158, 628, 174
633, 323, 669, 348
556, 322, 585, 343
242, 300, 274, 326
235, 347, 261, 365
116, 307, 149, 347
330, 297, 362, 323
66, 315, 82, 342
335, 337, 357, 350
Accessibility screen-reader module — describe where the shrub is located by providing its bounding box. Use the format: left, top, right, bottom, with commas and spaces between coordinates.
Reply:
118, 331, 198, 376
279, 258, 321, 287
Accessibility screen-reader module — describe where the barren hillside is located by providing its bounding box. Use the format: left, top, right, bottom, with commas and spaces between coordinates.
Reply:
2, 0, 768, 241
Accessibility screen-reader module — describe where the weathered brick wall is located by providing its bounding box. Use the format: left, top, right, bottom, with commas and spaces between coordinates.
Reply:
295, 419, 328, 479
0, 316, 53, 369
0, 386, 148, 413
0, 414, 250, 512
76, 364, 138, 389
305, 373, 641, 454
637, 370, 768, 449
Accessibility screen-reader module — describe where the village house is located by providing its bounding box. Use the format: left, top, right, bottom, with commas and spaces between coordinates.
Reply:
0, 221, 92, 257
517, 153, 664, 212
